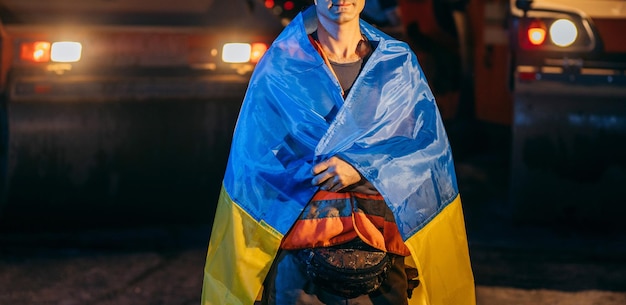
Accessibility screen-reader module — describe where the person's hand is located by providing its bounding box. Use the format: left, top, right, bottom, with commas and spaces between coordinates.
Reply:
311, 156, 362, 192
406, 267, 420, 299
346, 180, 380, 195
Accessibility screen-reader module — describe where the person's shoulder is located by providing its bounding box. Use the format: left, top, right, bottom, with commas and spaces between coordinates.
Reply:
360, 21, 411, 51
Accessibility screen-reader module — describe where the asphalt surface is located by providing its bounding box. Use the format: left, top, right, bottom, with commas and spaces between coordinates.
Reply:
1, 121, 626, 305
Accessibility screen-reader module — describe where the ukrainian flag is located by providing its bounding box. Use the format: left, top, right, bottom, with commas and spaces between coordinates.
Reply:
202, 7, 475, 305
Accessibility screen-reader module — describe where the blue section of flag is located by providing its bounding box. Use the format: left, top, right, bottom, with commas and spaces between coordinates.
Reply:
222, 7, 458, 239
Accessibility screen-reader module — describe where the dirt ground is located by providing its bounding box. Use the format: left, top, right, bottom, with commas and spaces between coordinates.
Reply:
477, 287, 626, 305
451, 122, 626, 305
1, 216, 624, 305
1, 123, 625, 305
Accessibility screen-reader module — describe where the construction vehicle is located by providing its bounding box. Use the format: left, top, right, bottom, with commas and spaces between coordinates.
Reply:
506, 0, 626, 228
0, 0, 283, 227
398, 0, 626, 228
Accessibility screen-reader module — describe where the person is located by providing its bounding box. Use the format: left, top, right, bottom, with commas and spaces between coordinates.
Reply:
201, 0, 475, 304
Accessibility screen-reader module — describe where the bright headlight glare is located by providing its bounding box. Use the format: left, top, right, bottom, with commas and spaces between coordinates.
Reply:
550, 19, 578, 47
222, 43, 252, 63
51, 41, 82, 62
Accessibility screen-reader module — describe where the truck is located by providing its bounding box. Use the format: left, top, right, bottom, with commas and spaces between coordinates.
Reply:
0, 0, 283, 228
398, 0, 626, 228
506, 0, 626, 228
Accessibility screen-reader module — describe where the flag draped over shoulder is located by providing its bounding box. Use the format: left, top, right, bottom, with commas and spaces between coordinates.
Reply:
202, 7, 475, 305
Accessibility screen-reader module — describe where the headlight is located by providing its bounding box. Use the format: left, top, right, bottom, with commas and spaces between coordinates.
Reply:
549, 19, 578, 47
20, 40, 83, 63
221, 42, 268, 64
51, 42, 82, 62
222, 43, 252, 63
516, 11, 595, 52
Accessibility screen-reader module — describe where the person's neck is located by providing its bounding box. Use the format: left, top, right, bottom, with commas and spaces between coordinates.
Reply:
316, 19, 363, 63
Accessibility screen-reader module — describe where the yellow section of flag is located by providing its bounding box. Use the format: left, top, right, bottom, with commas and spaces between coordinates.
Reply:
406, 195, 476, 305
201, 186, 283, 305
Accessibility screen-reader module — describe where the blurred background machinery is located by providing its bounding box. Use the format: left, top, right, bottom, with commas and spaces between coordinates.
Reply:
1, 0, 625, 233
396, 0, 626, 230
0, 0, 283, 228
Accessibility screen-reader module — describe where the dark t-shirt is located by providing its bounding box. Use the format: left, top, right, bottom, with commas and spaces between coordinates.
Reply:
330, 59, 364, 96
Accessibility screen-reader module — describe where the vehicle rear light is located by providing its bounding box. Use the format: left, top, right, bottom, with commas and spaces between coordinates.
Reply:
517, 66, 538, 81
518, 71, 538, 81
549, 19, 578, 47
34, 84, 53, 94
21, 41, 51, 63
51, 42, 82, 62
526, 20, 547, 46
250, 43, 268, 64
